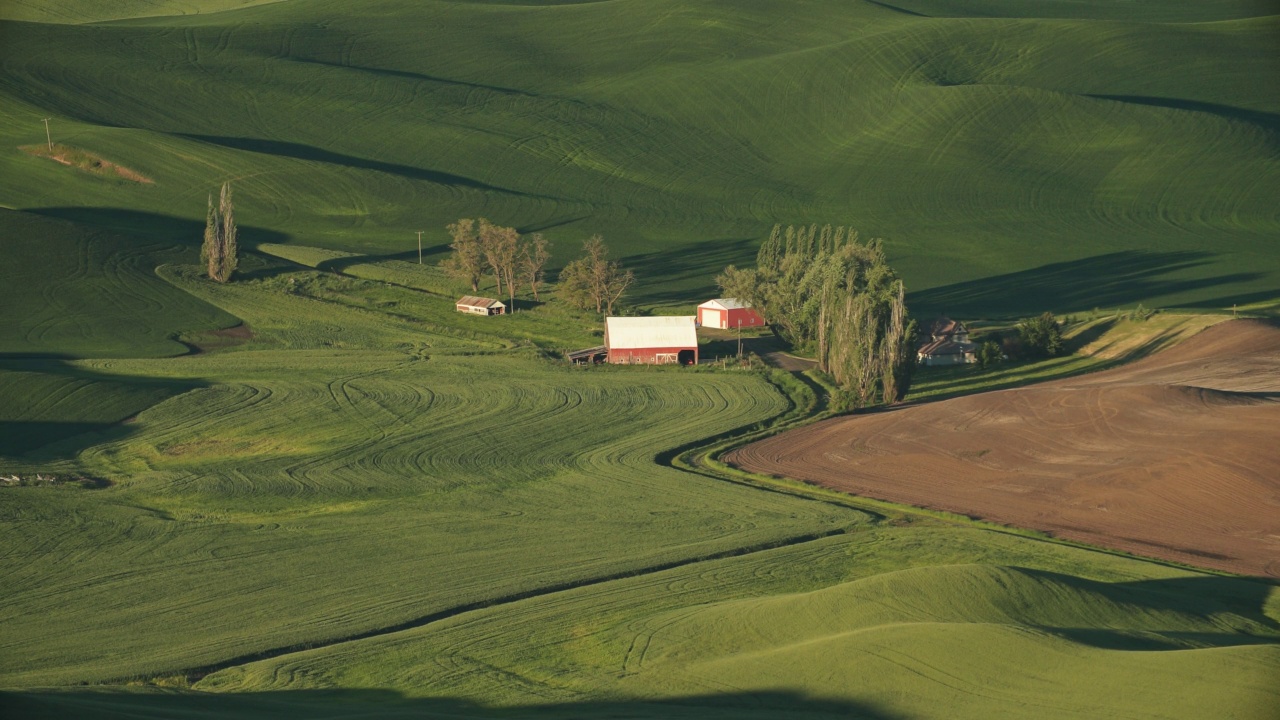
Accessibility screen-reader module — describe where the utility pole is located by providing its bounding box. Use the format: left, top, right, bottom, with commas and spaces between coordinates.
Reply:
416, 230, 423, 264
737, 319, 742, 359
42, 118, 52, 152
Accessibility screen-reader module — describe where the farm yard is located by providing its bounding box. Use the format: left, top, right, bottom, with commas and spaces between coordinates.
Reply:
2, 0, 1279, 718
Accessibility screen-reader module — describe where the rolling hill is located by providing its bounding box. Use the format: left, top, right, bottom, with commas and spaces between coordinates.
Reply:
2, 2, 1278, 718
0, 0, 1275, 312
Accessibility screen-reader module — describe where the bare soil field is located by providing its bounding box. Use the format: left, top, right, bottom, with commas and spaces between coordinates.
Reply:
726, 320, 1280, 577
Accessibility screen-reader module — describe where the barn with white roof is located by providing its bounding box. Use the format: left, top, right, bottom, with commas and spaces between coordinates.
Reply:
604, 316, 698, 365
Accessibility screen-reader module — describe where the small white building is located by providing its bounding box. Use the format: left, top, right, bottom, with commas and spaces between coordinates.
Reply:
456, 296, 506, 316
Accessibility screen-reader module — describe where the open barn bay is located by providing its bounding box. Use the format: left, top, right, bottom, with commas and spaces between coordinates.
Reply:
2, 0, 1279, 718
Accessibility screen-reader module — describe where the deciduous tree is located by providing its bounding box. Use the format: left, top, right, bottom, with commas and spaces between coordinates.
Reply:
558, 235, 633, 314
520, 233, 551, 301
442, 218, 485, 292
1017, 312, 1063, 358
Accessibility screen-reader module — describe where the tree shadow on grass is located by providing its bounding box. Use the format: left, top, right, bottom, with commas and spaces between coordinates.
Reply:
313, 247, 450, 275
908, 251, 1264, 318
3, 689, 905, 720
622, 237, 759, 305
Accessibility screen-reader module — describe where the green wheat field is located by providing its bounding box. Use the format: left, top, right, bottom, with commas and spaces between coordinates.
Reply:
1, 1, 1277, 718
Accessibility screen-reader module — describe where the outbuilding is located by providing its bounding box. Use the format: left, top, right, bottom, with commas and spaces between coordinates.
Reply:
697, 298, 765, 330
456, 296, 506, 316
605, 316, 698, 365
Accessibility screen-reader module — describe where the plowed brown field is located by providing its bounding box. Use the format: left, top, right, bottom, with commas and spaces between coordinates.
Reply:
727, 320, 1280, 577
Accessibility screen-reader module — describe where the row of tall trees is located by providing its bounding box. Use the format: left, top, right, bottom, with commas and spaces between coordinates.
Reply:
719, 224, 914, 407
201, 182, 238, 283
442, 218, 552, 307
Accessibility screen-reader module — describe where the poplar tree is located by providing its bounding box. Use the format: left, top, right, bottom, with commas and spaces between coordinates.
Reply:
716, 224, 913, 408
218, 182, 238, 281
201, 182, 238, 283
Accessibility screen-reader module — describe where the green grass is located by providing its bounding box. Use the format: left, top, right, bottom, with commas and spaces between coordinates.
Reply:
0, 209, 237, 358
0, 0, 1275, 313
3, 1, 1279, 717
0, 263, 865, 688
3, 250, 1277, 716
9, 529, 1279, 718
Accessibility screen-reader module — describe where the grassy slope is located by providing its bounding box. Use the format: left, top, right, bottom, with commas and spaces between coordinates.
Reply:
10, 529, 1280, 718
0, 260, 860, 687
0, 0, 1275, 313
3, 249, 1277, 717
0, 209, 237, 358
0, 0, 288, 24
2, 1, 1279, 717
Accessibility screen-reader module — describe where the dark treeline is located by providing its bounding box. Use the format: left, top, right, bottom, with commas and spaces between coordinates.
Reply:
719, 224, 914, 408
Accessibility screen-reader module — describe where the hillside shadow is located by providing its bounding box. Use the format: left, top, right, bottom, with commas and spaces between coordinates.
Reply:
1184, 289, 1280, 315
178, 135, 553, 199
1015, 568, 1280, 650
908, 250, 1263, 317
1087, 95, 1280, 145
623, 237, 759, 305
292, 58, 552, 100
26, 207, 290, 249
3, 688, 904, 720
0, 358, 205, 460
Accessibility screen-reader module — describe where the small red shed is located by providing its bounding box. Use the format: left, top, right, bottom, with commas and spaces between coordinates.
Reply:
604, 316, 698, 365
697, 298, 764, 330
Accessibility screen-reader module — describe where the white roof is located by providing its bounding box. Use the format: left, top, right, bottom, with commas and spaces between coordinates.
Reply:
698, 298, 750, 311
605, 316, 697, 349
457, 295, 505, 308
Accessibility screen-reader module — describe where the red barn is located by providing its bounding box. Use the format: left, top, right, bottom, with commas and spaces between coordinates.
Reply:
697, 298, 764, 330
605, 316, 698, 365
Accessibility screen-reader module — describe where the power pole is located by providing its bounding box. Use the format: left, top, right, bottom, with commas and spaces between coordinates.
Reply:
42, 118, 52, 152
737, 319, 742, 359
416, 231, 423, 265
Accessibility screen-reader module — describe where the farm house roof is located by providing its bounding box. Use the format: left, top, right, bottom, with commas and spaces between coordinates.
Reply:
698, 298, 752, 311
918, 339, 976, 357
605, 316, 697, 349
457, 296, 505, 309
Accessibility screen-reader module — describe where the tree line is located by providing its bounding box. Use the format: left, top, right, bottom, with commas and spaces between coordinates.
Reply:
442, 218, 633, 314
718, 223, 914, 408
